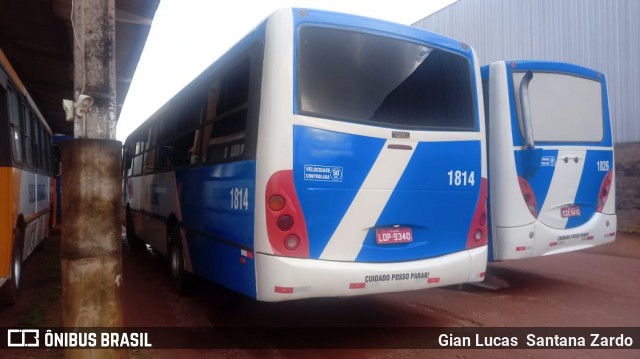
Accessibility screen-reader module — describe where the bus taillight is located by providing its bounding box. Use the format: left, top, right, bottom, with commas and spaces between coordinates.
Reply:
596, 170, 613, 212
518, 176, 538, 218
269, 195, 285, 211
466, 178, 488, 249
265, 170, 309, 258
284, 235, 300, 251
277, 215, 294, 231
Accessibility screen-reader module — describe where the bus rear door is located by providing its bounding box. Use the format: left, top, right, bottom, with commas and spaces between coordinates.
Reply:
484, 61, 616, 260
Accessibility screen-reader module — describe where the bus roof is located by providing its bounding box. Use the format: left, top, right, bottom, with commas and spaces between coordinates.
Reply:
0, 48, 52, 134
0, 48, 26, 94
292, 8, 473, 57
125, 7, 478, 142
484, 60, 604, 81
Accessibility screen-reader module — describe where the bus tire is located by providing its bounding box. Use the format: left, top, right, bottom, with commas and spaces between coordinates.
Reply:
168, 225, 191, 295
0, 229, 24, 305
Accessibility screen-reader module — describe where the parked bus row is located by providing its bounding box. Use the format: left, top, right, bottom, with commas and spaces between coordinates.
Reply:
121, 9, 616, 302
1, 8, 615, 305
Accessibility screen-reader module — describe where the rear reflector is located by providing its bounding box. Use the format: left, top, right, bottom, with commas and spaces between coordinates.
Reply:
466, 178, 488, 249
596, 170, 613, 212
274, 286, 294, 294
518, 176, 538, 218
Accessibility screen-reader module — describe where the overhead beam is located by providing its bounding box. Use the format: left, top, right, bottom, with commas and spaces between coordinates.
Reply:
116, 8, 153, 26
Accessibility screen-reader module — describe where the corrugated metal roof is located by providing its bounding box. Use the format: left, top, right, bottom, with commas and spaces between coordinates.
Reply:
414, 0, 640, 143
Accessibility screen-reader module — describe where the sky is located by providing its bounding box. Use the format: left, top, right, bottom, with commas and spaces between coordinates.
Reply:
115, 0, 457, 142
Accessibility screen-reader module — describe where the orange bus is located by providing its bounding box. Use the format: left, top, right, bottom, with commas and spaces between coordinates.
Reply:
0, 49, 55, 305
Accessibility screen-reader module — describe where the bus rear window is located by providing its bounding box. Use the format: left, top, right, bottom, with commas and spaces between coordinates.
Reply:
512, 71, 604, 143
297, 26, 476, 130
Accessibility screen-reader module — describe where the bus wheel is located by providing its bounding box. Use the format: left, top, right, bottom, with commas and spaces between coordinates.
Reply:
0, 229, 23, 305
168, 226, 191, 295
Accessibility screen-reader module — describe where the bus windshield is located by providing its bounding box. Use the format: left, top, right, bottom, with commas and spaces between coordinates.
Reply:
297, 26, 476, 130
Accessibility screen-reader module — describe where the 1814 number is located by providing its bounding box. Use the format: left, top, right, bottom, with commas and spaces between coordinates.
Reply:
447, 170, 475, 186
230, 187, 249, 210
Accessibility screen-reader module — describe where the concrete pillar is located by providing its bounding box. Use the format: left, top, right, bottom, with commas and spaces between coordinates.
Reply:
62, 0, 123, 357
61, 139, 123, 358
60, 138, 123, 325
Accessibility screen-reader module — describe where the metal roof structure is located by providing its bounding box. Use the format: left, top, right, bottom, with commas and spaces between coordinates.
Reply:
0, 0, 159, 135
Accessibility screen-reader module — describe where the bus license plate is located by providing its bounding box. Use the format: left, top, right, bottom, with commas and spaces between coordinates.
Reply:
376, 227, 413, 244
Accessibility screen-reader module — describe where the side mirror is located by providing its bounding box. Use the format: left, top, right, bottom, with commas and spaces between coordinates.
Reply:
519, 70, 535, 149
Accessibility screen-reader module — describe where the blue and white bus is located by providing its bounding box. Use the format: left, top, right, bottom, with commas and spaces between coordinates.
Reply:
482, 61, 616, 261
123, 8, 488, 301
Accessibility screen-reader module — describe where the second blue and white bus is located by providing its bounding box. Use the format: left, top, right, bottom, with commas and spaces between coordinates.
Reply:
482, 61, 616, 261
123, 8, 488, 301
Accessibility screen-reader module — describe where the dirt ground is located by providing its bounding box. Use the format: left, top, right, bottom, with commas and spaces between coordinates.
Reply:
1, 230, 639, 358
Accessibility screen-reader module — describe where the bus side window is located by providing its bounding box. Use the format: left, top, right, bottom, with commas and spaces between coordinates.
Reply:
40, 124, 48, 173
155, 118, 175, 171
198, 79, 222, 162
123, 143, 133, 176
7, 88, 23, 163
130, 129, 147, 176
132, 146, 144, 176
171, 131, 192, 167
169, 100, 203, 168
143, 126, 157, 174
205, 58, 250, 162
46, 132, 53, 174
21, 104, 34, 167
32, 115, 41, 170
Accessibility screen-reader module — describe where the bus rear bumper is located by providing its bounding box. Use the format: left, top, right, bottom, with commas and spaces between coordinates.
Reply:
492, 213, 617, 261
255, 246, 487, 302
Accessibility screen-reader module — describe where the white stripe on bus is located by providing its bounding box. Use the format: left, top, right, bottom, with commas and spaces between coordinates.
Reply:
319, 140, 415, 261
538, 149, 586, 229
